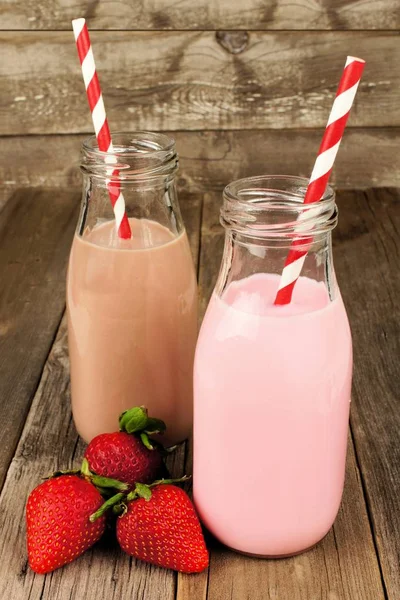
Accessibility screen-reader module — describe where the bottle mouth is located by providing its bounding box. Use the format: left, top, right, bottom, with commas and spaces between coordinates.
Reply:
81, 132, 178, 182
221, 175, 337, 240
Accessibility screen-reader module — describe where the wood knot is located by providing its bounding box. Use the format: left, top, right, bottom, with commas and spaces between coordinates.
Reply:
216, 31, 249, 55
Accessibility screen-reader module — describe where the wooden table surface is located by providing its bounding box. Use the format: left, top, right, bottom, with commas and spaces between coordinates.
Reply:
0, 187, 398, 600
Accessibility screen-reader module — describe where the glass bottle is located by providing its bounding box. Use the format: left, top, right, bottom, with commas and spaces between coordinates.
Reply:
67, 132, 198, 445
194, 175, 352, 557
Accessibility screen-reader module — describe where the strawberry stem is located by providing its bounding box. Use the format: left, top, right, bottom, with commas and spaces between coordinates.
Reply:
140, 432, 153, 450
81, 458, 128, 493
90, 492, 126, 522
126, 476, 191, 502
113, 502, 127, 516
91, 475, 128, 492
149, 475, 191, 488
81, 457, 91, 478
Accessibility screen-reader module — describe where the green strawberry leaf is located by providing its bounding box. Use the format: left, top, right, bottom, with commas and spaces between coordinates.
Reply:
120, 406, 149, 433
135, 483, 152, 501
119, 406, 167, 439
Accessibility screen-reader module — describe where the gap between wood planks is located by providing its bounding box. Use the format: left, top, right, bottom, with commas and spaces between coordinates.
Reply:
0, 126, 399, 137
0, 306, 66, 496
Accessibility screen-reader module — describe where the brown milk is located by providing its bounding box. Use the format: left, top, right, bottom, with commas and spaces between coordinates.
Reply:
67, 218, 198, 445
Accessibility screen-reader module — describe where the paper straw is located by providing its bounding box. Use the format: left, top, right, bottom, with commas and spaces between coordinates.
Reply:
274, 56, 365, 305
72, 18, 131, 239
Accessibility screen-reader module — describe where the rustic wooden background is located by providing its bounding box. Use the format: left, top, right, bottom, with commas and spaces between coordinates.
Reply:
1, 0, 400, 210
0, 3, 400, 600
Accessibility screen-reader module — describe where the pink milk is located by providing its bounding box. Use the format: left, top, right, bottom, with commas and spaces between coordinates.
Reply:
194, 273, 352, 557
67, 218, 197, 445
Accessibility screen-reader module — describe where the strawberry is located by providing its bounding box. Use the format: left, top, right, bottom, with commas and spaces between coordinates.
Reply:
116, 481, 209, 573
84, 406, 166, 487
26, 475, 106, 574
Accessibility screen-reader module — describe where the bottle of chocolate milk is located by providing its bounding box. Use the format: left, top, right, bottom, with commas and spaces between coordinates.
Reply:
67, 133, 197, 445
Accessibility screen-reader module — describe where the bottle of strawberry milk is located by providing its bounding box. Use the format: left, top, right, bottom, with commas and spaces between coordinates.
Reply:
67, 133, 198, 446
194, 175, 352, 557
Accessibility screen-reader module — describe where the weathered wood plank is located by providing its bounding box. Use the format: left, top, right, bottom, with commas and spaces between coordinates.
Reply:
1, 129, 399, 201
0, 193, 202, 600
0, 188, 15, 214
0, 320, 178, 600
334, 188, 400, 600
1, 0, 399, 30
191, 191, 386, 600
204, 444, 384, 600
0, 31, 398, 134
180, 193, 203, 273
0, 189, 78, 491
176, 570, 208, 600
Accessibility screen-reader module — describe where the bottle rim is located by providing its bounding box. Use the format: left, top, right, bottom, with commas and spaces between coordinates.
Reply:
221, 175, 337, 239
81, 131, 178, 182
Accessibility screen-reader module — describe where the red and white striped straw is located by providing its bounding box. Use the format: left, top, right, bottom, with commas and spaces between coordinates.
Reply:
274, 56, 365, 305
72, 18, 131, 239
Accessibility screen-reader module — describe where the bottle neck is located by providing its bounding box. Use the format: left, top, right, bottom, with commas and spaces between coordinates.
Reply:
77, 132, 183, 239
216, 176, 338, 302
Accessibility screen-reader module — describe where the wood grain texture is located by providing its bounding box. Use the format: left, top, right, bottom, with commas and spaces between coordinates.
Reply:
1, 129, 399, 200
0, 188, 15, 214
2, 0, 399, 30
0, 31, 398, 135
190, 190, 386, 600
0, 189, 78, 491
180, 193, 203, 272
0, 192, 202, 600
0, 319, 178, 600
176, 567, 208, 600
334, 188, 400, 600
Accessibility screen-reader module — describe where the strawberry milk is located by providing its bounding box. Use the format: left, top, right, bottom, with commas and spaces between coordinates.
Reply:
194, 273, 352, 556
67, 218, 197, 445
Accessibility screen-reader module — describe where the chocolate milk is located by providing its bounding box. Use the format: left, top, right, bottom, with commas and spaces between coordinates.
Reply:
67, 218, 197, 445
